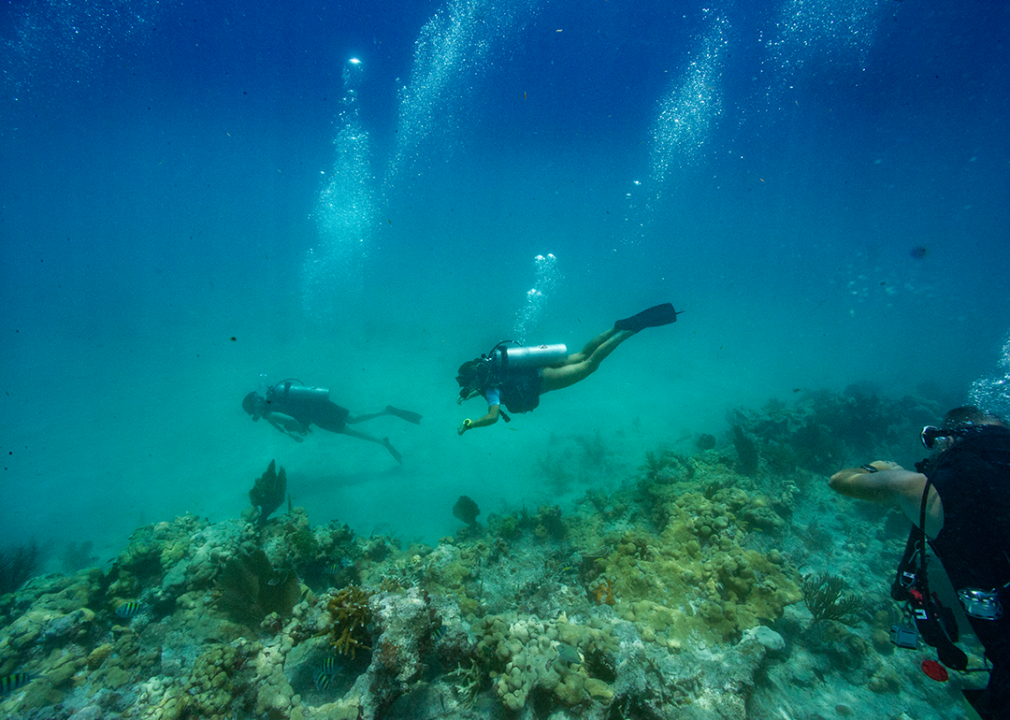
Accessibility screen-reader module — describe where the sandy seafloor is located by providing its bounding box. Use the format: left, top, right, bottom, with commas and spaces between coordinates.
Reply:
2, 0, 1010, 717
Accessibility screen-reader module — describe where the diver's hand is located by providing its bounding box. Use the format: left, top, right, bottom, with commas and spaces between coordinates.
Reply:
457, 418, 473, 436
830, 461, 902, 485
868, 461, 901, 472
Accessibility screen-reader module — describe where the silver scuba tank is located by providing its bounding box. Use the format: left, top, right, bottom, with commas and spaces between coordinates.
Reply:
273, 380, 330, 404
492, 344, 568, 370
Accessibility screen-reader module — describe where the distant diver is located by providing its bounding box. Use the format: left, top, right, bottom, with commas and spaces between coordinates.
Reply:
455, 303, 680, 435
242, 379, 422, 464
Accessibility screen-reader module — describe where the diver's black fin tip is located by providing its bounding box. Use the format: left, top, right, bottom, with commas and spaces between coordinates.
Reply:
615, 303, 680, 332
385, 406, 423, 424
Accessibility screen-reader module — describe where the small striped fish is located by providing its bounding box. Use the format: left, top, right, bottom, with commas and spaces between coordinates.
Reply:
323, 559, 351, 575
320, 656, 337, 675
0, 672, 31, 696
314, 671, 332, 691
115, 601, 143, 619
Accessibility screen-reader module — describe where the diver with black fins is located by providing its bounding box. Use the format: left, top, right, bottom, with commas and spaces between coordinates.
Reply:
456, 303, 680, 435
242, 379, 422, 464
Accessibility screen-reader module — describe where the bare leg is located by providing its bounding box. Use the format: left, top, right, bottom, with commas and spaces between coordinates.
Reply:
541, 328, 635, 392
346, 410, 389, 424
340, 427, 402, 463
563, 327, 620, 364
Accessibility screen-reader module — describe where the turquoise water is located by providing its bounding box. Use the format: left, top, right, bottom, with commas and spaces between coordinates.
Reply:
2, 0, 1008, 560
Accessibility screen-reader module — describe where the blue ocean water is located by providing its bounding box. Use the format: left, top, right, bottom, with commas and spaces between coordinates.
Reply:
1, 0, 1008, 558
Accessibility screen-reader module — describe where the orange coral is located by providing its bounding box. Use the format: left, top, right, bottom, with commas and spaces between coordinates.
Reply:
591, 579, 616, 606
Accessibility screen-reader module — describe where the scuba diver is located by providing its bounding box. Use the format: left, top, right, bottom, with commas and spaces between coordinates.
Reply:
829, 406, 1010, 720
455, 303, 680, 435
242, 379, 422, 464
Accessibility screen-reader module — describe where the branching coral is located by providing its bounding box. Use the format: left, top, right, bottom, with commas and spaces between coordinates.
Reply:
574, 430, 610, 469
327, 586, 373, 658
445, 659, 483, 705
801, 572, 863, 626
0, 542, 41, 595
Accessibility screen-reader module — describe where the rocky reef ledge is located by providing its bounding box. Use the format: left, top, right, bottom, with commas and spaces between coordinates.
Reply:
1, 506, 792, 720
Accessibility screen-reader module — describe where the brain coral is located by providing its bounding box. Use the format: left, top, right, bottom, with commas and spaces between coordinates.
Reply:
597, 490, 801, 643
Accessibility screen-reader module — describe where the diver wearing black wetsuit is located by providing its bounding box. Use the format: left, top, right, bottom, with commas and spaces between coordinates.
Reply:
830, 410, 1010, 719
926, 427, 1010, 717
263, 380, 351, 432
242, 380, 422, 464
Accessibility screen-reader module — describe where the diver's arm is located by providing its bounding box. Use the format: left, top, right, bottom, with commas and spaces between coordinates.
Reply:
829, 461, 906, 502
266, 412, 310, 441
458, 404, 500, 436
829, 462, 941, 533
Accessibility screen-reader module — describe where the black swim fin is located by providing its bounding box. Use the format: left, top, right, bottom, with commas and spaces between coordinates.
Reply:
615, 303, 681, 332
385, 406, 423, 424
383, 437, 403, 464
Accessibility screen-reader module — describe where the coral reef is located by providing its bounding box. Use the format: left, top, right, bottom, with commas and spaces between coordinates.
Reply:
732, 389, 943, 474
475, 611, 618, 710
260, 507, 323, 577
0, 388, 976, 720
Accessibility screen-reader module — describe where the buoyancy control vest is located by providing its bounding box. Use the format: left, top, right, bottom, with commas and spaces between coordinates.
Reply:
498, 368, 543, 414
479, 341, 566, 417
